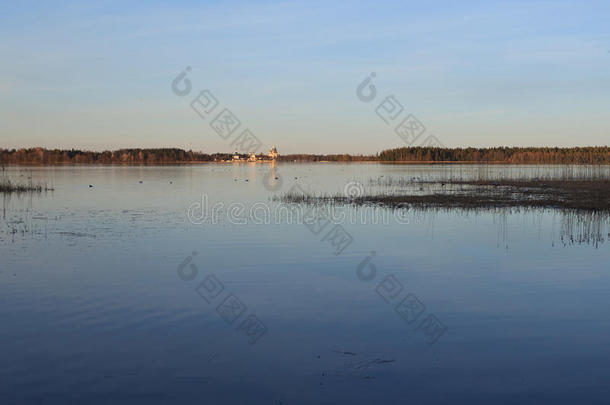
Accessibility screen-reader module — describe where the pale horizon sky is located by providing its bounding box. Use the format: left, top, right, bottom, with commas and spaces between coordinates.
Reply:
1, 0, 609, 154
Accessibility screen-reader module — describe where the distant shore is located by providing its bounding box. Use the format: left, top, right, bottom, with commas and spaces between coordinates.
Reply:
4, 161, 610, 166
1, 146, 609, 165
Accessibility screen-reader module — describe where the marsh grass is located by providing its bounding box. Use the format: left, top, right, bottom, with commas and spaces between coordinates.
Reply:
279, 166, 610, 212
0, 178, 52, 193
281, 181, 610, 211
276, 188, 610, 248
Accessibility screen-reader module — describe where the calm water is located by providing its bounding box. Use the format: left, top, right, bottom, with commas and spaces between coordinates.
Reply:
1, 164, 610, 404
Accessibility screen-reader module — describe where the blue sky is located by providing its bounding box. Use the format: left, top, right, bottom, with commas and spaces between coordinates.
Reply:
1, 0, 608, 153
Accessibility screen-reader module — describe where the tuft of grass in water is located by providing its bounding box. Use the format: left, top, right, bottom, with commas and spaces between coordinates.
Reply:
0, 178, 52, 193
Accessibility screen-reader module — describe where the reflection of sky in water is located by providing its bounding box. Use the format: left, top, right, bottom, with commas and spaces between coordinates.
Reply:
1, 164, 610, 404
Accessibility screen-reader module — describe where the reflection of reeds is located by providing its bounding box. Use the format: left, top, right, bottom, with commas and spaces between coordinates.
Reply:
558, 210, 609, 248
278, 168, 610, 248
277, 191, 610, 248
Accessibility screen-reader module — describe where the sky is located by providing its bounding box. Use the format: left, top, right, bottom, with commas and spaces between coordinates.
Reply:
0, 0, 608, 154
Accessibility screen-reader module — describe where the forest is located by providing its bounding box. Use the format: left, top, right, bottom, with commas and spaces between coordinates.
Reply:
377, 146, 610, 164
0, 148, 230, 165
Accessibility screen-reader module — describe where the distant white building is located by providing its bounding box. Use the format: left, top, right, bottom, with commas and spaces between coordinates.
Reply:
268, 146, 278, 160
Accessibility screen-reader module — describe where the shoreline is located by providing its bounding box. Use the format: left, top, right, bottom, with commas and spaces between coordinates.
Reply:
2, 146, 609, 166
3, 161, 610, 167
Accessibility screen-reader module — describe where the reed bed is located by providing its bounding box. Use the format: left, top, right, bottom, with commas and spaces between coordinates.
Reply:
0, 178, 52, 193
280, 167, 610, 212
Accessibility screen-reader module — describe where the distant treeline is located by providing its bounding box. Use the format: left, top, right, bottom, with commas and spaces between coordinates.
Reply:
1, 146, 609, 165
377, 146, 610, 164
0, 148, 232, 164
0, 148, 376, 164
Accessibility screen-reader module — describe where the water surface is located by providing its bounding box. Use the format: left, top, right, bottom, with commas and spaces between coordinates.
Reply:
1, 164, 609, 404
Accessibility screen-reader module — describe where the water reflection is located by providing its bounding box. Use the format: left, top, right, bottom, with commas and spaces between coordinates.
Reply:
3, 187, 609, 250
411, 207, 610, 249
1, 164, 610, 404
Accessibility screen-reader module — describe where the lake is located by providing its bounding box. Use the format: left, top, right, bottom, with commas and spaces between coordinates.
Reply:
1, 164, 609, 404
